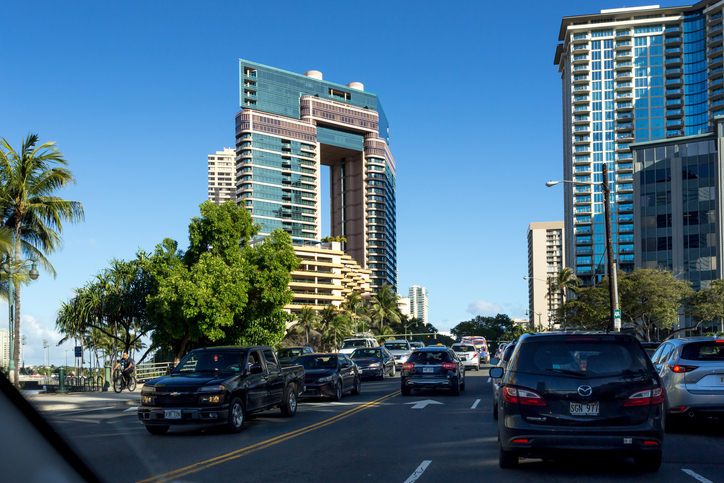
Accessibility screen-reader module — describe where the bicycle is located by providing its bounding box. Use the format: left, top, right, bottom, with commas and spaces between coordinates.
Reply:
113, 369, 137, 393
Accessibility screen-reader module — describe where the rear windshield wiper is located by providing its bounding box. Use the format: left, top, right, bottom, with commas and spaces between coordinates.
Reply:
545, 368, 587, 377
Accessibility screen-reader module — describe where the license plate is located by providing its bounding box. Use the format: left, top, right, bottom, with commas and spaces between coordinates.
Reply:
570, 401, 599, 416
164, 410, 181, 419
423, 367, 434, 373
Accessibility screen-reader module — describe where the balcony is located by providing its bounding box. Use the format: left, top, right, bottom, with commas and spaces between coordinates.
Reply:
709, 23, 723, 35
617, 163, 633, 172
573, 85, 591, 93
616, 51, 633, 60
616, 30, 633, 39
666, 108, 684, 118
667, 129, 685, 137
709, 45, 724, 58
576, 237, 593, 246
573, 116, 590, 125
667, 118, 684, 127
574, 186, 592, 194
577, 267, 593, 275
616, 153, 633, 161
616, 92, 634, 100
616, 112, 633, 121
574, 156, 591, 164
665, 36, 682, 45
616, 142, 631, 152
576, 247, 593, 255
666, 97, 683, 107
709, 55, 724, 69
573, 105, 591, 114
709, 12, 723, 25
617, 131, 635, 141
615, 40, 632, 49
572, 43, 590, 53
574, 136, 591, 145
574, 125, 591, 134
616, 122, 634, 132
575, 206, 592, 215
573, 95, 590, 104
573, 64, 591, 73
615, 61, 632, 70
615, 81, 633, 91
618, 204, 634, 214
666, 47, 683, 55
616, 101, 633, 111
574, 146, 591, 155
575, 227, 592, 235
616, 71, 633, 80
666, 56, 683, 66
665, 77, 683, 87
664, 26, 680, 35
709, 34, 724, 47
574, 165, 592, 175
573, 75, 589, 84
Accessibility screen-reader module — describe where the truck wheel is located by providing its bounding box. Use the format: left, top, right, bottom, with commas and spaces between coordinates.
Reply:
228, 397, 246, 433
280, 384, 298, 417
351, 377, 361, 395
333, 380, 343, 401
145, 425, 169, 435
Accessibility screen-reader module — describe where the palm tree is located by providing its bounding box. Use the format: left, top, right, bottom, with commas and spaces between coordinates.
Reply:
0, 134, 84, 385
324, 313, 353, 351
370, 284, 401, 330
552, 268, 580, 329
292, 306, 320, 346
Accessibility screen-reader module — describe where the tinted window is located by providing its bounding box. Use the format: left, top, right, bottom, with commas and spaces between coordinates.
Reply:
174, 350, 246, 373
384, 342, 410, 350
452, 345, 476, 353
342, 340, 366, 349
351, 349, 381, 359
295, 355, 338, 369
407, 351, 451, 364
263, 349, 280, 374
277, 348, 302, 359
681, 341, 724, 360
654, 343, 673, 364
513, 340, 650, 377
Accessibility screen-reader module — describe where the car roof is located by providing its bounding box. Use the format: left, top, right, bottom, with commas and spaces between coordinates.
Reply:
384, 339, 409, 343
452, 343, 475, 347
518, 331, 639, 343
413, 346, 450, 352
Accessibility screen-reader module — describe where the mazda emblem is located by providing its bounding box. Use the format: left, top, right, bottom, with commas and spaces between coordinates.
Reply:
578, 385, 592, 397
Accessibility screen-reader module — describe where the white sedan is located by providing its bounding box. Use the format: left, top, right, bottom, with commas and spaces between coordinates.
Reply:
451, 343, 480, 371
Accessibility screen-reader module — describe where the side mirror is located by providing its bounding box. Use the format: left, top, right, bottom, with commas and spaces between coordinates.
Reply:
490, 357, 499, 366
250, 363, 264, 375
166, 364, 175, 375
489, 367, 504, 379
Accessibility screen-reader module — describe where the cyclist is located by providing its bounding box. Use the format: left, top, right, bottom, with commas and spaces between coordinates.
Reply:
113, 352, 135, 387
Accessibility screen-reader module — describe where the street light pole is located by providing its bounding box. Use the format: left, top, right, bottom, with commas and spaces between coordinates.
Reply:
546, 175, 620, 332
2, 256, 39, 385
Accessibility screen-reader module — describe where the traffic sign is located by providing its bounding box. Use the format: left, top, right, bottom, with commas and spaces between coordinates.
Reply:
74, 346, 82, 357
614, 309, 621, 318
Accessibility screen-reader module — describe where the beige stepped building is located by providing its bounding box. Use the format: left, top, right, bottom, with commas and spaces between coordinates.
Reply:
285, 241, 372, 315
527, 222, 565, 331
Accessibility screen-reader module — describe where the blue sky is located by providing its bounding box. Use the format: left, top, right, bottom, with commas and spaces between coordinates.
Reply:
1, 0, 684, 365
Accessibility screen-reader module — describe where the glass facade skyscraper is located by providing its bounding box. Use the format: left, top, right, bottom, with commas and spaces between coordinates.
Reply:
555, 3, 724, 285
235, 60, 397, 291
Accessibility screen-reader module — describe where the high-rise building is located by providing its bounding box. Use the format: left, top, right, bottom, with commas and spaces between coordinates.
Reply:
555, 3, 724, 285
398, 297, 411, 317
408, 286, 428, 325
0, 328, 9, 370
208, 148, 236, 205
527, 222, 565, 331
235, 60, 397, 291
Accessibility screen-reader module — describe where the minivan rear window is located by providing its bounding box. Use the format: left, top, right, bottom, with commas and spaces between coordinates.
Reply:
681, 341, 724, 360
512, 340, 650, 377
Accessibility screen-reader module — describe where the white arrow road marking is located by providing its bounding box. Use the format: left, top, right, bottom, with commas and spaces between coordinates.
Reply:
124, 407, 138, 412
403, 460, 432, 483
487, 377, 491, 383
405, 399, 444, 409
471, 399, 480, 409
682, 469, 714, 483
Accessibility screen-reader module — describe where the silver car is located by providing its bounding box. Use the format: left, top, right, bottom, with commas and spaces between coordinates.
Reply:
383, 340, 413, 369
451, 343, 480, 371
650, 337, 724, 431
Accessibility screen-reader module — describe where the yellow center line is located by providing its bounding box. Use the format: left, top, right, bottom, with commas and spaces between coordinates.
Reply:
136, 390, 401, 483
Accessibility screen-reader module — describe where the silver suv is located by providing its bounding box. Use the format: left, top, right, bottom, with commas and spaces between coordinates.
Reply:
650, 337, 724, 432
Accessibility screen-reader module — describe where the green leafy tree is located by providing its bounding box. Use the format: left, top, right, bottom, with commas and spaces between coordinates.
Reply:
619, 268, 692, 341
676, 279, 724, 339
0, 134, 84, 385
146, 201, 298, 363
324, 312, 353, 351
556, 284, 610, 331
451, 314, 514, 341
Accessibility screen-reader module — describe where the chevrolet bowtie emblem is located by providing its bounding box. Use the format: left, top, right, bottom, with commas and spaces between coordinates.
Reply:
170, 392, 181, 396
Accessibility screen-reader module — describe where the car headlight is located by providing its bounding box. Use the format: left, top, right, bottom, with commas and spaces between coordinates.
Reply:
398, 355, 409, 363
141, 395, 154, 405
141, 386, 156, 395
199, 394, 224, 404
198, 385, 225, 393
369, 363, 381, 368
317, 376, 333, 383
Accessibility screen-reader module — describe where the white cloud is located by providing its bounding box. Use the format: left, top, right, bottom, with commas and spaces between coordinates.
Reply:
16, 314, 72, 366
466, 300, 502, 317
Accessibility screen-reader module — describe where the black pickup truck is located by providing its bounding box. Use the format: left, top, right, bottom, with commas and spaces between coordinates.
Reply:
137, 346, 305, 435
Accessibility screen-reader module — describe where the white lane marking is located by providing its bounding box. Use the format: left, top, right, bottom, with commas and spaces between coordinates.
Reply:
56, 406, 114, 416
403, 460, 432, 483
124, 407, 137, 412
404, 399, 443, 409
682, 469, 714, 483
471, 399, 481, 409
487, 377, 491, 383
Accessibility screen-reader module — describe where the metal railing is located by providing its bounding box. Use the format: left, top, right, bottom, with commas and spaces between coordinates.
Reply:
135, 362, 173, 382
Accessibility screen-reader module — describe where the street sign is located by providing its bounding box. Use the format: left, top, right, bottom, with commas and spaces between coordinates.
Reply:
614, 309, 621, 318
613, 309, 622, 330
74, 346, 82, 357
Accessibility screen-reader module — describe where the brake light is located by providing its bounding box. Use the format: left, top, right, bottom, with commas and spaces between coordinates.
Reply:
716, 340, 724, 343
643, 441, 660, 446
623, 387, 665, 407
512, 439, 530, 444
442, 362, 457, 370
502, 387, 546, 406
402, 363, 414, 371
670, 365, 698, 373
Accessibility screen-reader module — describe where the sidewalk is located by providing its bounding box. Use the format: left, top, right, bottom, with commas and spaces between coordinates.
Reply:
24, 385, 144, 413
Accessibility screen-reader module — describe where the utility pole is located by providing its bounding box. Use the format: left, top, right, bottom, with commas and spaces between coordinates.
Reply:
602, 163, 620, 332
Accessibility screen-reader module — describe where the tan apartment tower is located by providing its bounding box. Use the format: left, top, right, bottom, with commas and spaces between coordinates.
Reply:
527, 222, 565, 331
208, 148, 236, 205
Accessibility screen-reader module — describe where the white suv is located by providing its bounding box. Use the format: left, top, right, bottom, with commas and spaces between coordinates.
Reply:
384, 340, 413, 368
340, 337, 379, 355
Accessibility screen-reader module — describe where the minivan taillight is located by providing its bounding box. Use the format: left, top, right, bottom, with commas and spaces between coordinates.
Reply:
502, 386, 547, 406
623, 387, 665, 407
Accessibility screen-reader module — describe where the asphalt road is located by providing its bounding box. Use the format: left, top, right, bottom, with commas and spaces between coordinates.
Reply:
41, 366, 724, 483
